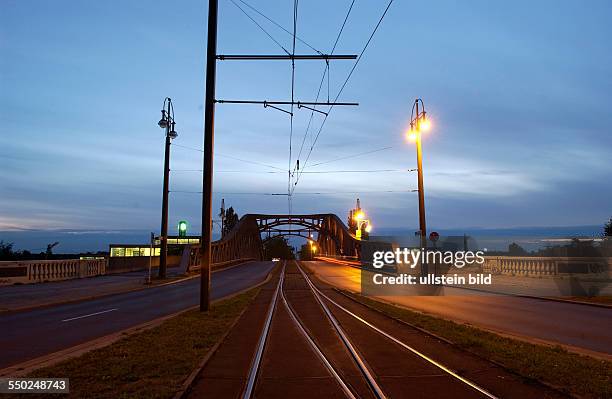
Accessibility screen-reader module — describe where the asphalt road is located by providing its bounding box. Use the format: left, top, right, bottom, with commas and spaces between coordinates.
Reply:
0, 261, 275, 369
303, 260, 612, 356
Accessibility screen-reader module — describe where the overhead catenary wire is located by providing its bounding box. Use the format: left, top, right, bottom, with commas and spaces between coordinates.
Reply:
236, 0, 323, 55
293, 0, 356, 176
309, 146, 394, 168
288, 0, 299, 215
293, 0, 395, 194
171, 142, 285, 171
229, 0, 290, 55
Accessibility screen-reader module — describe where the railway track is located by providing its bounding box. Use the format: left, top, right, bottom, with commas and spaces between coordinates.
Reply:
241, 261, 498, 399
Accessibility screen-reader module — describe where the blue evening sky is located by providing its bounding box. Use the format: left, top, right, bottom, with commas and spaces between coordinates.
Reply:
1, 0, 611, 235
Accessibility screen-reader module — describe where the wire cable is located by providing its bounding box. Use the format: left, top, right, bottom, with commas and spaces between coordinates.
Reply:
293, 0, 395, 193
171, 143, 285, 171
237, 0, 323, 55
308, 146, 394, 168
293, 0, 356, 174
229, 0, 290, 55
288, 0, 299, 215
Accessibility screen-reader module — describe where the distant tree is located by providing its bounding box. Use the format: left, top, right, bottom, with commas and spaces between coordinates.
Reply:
604, 217, 612, 237
508, 242, 527, 256
263, 236, 295, 260
222, 207, 239, 237
0, 241, 15, 260
299, 243, 313, 260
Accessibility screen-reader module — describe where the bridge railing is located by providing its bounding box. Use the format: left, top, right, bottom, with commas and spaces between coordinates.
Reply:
185, 215, 263, 272
482, 256, 611, 276
0, 258, 107, 285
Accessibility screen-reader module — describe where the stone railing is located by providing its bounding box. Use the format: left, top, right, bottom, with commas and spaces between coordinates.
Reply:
482, 256, 611, 277
0, 259, 107, 285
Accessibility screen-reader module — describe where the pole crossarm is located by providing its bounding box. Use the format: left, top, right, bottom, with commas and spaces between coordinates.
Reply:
216, 54, 357, 60
215, 100, 358, 106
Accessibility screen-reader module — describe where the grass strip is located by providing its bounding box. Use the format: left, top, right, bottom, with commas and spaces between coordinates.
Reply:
20, 288, 259, 399
344, 291, 611, 399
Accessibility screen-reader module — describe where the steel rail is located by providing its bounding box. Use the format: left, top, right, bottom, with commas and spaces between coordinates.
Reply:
295, 264, 388, 399
297, 264, 499, 399
279, 269, 357, 399
241, 263, 284, 399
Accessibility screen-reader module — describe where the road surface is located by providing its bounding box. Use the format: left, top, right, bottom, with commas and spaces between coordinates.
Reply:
303, 260, 612, 356
0, 261, 275, 369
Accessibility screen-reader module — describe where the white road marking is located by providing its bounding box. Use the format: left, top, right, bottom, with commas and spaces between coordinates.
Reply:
61, 308, 118, 322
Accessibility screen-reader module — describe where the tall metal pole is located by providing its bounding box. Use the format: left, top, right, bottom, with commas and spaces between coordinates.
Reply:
159, 100, 171, 279
200, 0, 218, 312
414, 99, 427, 275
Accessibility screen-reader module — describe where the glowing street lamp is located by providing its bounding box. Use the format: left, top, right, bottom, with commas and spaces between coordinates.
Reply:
158, 97, 179, 279
406, 98, 430, 274
309, 239, 317, 258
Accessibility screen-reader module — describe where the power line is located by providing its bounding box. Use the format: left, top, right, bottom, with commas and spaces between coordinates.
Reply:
293, 0, 356, 175
236, 0, 323, 55
229, 0, 290, 55
171, 143, 284, 171
309, 146, 394, 167
293, 0, 395, 193
288, 0, 299, 215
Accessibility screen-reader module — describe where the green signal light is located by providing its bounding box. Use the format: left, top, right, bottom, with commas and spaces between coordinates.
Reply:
178, 220, 188, 237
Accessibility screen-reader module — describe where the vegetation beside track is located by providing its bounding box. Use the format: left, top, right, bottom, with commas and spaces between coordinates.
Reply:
22, 288, 259, 399
344, 290, 612, 399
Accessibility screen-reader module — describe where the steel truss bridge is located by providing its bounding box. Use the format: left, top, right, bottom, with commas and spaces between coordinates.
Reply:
188, 213, 361, 269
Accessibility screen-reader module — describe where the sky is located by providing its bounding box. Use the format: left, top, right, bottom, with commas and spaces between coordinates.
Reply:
1, 0, 611, 238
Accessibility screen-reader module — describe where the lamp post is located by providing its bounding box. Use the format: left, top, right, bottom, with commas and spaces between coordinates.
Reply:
353, 210, 372, 240
407, 98, 431, 275
158, 97, 178, 279
309, 240, 317, 259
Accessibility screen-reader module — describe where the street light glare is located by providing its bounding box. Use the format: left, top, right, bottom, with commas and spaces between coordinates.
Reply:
365, 224, 372, 233
420, 118, 431, 131
408, 131, 418, 142
354, 211, 365, 220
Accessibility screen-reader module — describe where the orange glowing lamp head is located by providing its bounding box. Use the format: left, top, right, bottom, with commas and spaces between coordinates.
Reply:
420, 118, 431, 131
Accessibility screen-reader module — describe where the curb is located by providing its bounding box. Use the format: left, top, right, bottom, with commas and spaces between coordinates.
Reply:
0, 264, 276, 378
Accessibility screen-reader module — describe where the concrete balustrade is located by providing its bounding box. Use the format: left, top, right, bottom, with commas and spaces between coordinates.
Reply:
0, 259, 106, 285
482, 256, 611, 277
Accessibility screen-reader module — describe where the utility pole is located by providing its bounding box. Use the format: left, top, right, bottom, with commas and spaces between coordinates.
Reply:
198, 0, 358, 311
200, 0, 218, 311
